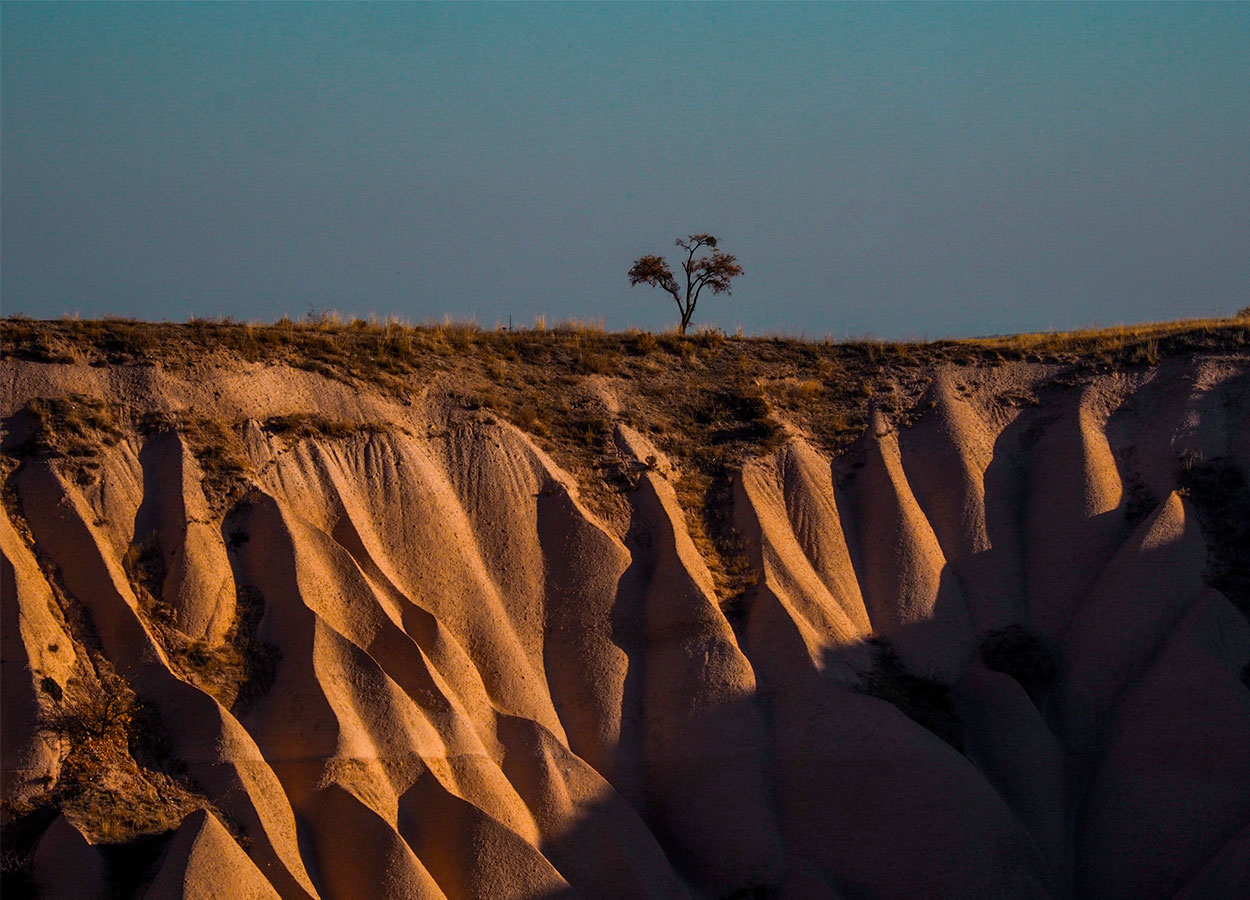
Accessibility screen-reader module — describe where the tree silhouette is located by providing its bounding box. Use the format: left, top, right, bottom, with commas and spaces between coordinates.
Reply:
628, 234, 743, 334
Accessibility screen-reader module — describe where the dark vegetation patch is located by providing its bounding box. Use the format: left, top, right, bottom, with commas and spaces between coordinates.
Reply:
855, 637, 964, 753
1121, 471, 1161, 528
221, 499, 283, 715
261, 413, 390, 440
136, 413, 251, 513
979, 625, 1059, 706
3, 654, 219, 874
3, 395, 122, 462
119, 506, 280, 714
1115, 446, 1161, 528
124, 534, 168, 615
227, 586, 283, 716
1178, 457, 1250, 620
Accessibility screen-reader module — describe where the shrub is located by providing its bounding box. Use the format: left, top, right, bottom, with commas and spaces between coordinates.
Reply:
856, 637, 964, 753
978, 625, 1058, 705
631, 331, 658, 355
41, 690, 138, 744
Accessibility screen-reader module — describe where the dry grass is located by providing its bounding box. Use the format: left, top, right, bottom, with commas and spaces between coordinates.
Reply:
4, 314, 1242, 382
261, 413, 391, 440
136, 413, 252, 513
4, 395, 123, 462
950, 317, 1239, 365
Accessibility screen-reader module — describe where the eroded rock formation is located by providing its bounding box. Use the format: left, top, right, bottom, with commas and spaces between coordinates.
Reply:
2, 346, 1248, 900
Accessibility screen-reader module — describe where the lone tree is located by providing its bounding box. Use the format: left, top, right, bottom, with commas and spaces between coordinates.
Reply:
628, 234, 743, 334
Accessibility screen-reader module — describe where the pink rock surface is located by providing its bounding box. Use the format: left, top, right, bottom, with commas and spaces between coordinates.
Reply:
4, 350, 1248, 900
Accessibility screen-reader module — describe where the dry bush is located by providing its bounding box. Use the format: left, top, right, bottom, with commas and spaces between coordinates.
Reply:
631, 331, 659, 355
5, 395, 122, 462
484, 357, 509, 382
175, 418, 250, 512
28, 661, 217, 847
574, 346, 620, 375
780, 378, 824, 407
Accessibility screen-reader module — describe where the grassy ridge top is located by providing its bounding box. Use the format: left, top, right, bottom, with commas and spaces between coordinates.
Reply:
3, 314, 1246, 373
5, 315, 1246, 483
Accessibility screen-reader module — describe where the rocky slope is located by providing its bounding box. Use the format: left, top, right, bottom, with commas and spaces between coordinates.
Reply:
2, 322, 1249, 899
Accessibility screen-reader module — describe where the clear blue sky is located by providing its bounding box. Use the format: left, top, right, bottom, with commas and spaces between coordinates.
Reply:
3, 2, 1248, 337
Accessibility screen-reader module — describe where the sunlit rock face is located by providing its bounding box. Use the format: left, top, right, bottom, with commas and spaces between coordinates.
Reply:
3, 347, 1248, 900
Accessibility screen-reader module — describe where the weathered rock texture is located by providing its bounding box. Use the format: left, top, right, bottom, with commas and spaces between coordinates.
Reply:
2, 348, 1249, 900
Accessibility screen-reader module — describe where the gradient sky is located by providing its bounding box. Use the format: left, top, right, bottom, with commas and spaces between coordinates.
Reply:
3, 2, 1248, 337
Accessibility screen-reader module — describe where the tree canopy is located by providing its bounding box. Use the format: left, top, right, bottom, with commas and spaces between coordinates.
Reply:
628, 234, 743, 334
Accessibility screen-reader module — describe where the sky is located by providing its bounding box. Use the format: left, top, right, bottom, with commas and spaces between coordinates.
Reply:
3, 2, 1248, 338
